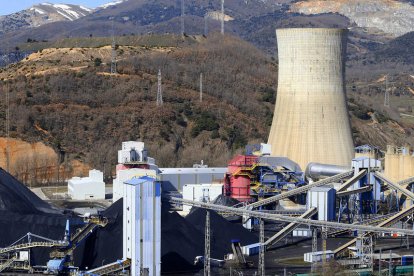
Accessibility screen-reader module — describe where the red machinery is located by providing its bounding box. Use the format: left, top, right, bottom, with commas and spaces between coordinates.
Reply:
224, 155, 258, 202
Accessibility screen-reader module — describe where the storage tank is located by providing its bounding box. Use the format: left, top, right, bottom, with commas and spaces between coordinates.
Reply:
268, 28, 354, 170
226, 155, 258, 202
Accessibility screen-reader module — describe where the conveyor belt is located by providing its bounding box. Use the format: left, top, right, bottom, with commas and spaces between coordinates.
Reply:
86, 259, 131, 275
328, 212, 398, 237
375, 172, 414, 200
333, 205, 414, 256
264, 207, 317, 247
0, 242, 64, 255
0, 257, 16, 273
337, 170, 367, 192
398, 176, 414, 187
246, 170, 354, 209
337, 185, 372, 197
168, 197, 414, 235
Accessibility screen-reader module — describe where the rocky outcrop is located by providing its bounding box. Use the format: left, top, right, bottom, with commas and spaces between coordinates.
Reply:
291, 0, 414, 36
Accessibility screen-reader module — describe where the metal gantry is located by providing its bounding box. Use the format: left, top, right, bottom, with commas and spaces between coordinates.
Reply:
311, 228, 317, 273
204, 211, 210, 276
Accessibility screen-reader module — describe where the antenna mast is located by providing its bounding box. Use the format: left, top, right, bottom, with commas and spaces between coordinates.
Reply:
111, 20, 117, 75
157, 69, 163, 106
221, 0, 224, 35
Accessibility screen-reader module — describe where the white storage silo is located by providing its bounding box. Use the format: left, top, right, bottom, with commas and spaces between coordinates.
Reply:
123, 176, 161, 276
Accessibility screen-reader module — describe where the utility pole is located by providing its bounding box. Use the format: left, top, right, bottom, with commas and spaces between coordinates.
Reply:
384, 75, 390, 108
200, 73, 203, 102
258, 219, 265, 276
157, 69, 163, 106
204, 211, 210, 276
5, 81, 10, 172
111, 20, 117, 75
221, 0, 224, 35
181, 0, 185, 37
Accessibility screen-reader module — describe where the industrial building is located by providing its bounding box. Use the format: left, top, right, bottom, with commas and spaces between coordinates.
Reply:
1, 27, 414, 276
68, 169, 105, 200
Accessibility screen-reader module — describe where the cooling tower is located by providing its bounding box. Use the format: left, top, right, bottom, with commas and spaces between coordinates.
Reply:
268, 28, 354, 170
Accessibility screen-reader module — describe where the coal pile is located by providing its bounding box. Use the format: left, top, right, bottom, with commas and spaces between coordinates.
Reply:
212, 194, 241, 207
0, 168, 82, 265
0, 168, 58, 214
186, 208, 258, 258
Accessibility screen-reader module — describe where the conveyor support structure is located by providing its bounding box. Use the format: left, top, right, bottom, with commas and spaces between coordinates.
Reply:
246, 170, 354, 209
264, 207, 317, 248
333, 205, 414, 256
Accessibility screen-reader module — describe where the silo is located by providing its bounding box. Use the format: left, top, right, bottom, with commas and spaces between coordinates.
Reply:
268, 28, 354, 170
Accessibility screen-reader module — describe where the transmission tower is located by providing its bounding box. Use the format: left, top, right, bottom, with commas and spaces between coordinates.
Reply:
181, 0, 185, 37
200, 73, 203, 102
321, 227, 328, 273
384, 75, 390, 108
5, 82, 10, 172
110, 20, 117, 75
258, 219, 265, 276
204, 15, 208, 36
204, 211, 210, 276
221, 0, 224, 35
358, 234, 373, 268
157, 69, 163, 106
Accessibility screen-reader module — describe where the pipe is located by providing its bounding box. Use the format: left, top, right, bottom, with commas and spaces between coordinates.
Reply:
305, 162, 351, 181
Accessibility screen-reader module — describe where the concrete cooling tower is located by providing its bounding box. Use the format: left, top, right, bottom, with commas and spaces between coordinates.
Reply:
268, 28, 354, 170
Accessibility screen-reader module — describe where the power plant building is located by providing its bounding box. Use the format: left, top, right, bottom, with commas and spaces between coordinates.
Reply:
268, 28, 354, 170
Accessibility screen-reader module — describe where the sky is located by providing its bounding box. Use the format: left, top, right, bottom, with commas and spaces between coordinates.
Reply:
0, 0, 114, 15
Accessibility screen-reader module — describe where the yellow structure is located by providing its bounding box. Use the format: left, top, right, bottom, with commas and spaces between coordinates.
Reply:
268, 28, 354, 170
384, 145, 414, 182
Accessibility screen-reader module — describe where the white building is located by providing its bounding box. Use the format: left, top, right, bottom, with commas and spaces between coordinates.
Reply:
68, 169, 105, 200
113, 168, 157, 202
182, 183, 223, 212
123, 176, 161, 276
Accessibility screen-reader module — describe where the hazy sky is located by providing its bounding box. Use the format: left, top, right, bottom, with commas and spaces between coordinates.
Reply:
0, 0, 114, 15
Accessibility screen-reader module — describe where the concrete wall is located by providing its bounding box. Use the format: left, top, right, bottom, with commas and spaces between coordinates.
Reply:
268, 28, 354, 170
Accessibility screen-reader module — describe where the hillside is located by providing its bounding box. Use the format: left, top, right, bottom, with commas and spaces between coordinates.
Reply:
0, 34, 275, 181
1, 34, 414, 185
0, 3, 92, 35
